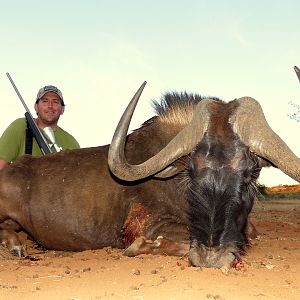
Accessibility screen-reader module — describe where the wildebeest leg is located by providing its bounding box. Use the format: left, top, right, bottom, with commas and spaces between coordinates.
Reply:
123, 236, 189, 257
247, 220, 259, 240
122, 203, 189, 257
0, 220, 26, 257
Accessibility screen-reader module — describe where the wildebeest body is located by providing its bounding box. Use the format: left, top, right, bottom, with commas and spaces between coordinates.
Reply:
1, 147, 125, 250
0, 120, 189, 251
1, 86, 299, 268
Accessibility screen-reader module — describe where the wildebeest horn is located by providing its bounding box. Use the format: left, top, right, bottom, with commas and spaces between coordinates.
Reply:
108, 82, 213, 181
230, 97, 300, 183
295, 66, 300, 83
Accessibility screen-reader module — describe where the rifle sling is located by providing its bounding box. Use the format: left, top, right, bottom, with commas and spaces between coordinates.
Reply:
25, 120, 33, 155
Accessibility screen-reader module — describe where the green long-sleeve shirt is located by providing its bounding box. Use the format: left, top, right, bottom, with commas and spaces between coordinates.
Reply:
0, 118, 80, 163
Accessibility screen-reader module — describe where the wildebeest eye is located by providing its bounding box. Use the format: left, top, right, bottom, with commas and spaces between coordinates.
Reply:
244, 174, 252, 183
188, 161, 196, 177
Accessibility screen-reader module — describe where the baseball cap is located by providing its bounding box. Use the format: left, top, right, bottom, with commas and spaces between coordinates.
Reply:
36, 85, 65, 106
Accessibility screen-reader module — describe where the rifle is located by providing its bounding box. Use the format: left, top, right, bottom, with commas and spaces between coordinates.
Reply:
6, 72, 52, 155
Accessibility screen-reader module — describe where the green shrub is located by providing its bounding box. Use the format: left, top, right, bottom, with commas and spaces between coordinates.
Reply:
256, 183, 267, 196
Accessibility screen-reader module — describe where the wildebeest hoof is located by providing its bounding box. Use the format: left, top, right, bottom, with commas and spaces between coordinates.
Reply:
0, 229, 26, 257
152, 236, 163, 247
123, 236, 159, 257
10, 245, 27, 257
247, 221, 259, 240
123, 236, 148, 257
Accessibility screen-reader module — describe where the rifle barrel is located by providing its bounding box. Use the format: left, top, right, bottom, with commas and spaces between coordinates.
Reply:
6, 73, 32, 115
6, 72, 52, 155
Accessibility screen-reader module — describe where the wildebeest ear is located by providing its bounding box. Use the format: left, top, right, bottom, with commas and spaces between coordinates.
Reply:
154, 157, 188, 178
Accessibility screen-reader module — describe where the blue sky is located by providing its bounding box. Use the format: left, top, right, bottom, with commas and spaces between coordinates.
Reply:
1, 0, 299, 186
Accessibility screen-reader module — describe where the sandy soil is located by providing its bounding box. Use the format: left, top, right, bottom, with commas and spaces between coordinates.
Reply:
0, 197, 299, 300
266, 184, 300, 193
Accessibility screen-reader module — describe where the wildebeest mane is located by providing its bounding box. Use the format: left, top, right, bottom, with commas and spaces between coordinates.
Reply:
152, 92, 221, 126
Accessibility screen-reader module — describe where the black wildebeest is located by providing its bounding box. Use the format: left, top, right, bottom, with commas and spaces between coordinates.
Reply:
0, 82, 299, 268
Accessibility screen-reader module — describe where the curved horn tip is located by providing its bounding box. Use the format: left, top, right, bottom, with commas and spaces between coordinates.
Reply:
294, 66, 300, 82
140, 81, 147, 89
134, 81, 147, 97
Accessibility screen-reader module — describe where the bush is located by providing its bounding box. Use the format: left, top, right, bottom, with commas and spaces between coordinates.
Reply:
256, 183, 267, 196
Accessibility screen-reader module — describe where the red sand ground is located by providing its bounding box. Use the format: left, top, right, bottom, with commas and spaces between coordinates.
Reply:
0, 194, 299, 300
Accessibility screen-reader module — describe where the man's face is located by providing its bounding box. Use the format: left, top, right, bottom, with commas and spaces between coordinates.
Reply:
34, 92, 65, 126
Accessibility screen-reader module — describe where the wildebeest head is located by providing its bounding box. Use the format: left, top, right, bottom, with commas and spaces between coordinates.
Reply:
108, 82, 300, 268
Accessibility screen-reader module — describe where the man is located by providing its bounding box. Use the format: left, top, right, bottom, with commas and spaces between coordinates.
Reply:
0, 85, 80, 169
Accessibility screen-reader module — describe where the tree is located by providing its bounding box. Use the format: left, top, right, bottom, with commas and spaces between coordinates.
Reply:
288, 66, 300, 122
288, 101, 300, 122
